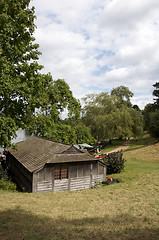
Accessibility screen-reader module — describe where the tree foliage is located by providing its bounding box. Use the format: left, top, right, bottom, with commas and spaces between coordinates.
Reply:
143, 82, 159, 138
0, 0, 45, 147
153, 82, 159, 108
82, 86, 143, 141
111, 86, 134, 107
26, 79, 82, 144
74, 122, 95, 144
0, 0, 82, 147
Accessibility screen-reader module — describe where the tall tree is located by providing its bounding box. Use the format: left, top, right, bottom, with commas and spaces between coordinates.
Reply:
153, 82, 159, 108
111, 86, 134, 107
0, 0, 41, 146
143, 82, 159, 138
0, 0, 51, 147
143, 103, 155, 131
82, 87, 143, 141
0, 0, 81, 147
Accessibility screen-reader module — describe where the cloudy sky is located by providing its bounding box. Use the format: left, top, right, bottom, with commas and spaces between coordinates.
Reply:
30, 0, 159, 109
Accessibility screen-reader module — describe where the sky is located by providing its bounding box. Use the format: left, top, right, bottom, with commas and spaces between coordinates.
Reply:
30, 0, 159, 109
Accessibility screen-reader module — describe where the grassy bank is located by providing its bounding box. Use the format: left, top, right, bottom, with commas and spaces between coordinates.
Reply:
0, 137, 159, 240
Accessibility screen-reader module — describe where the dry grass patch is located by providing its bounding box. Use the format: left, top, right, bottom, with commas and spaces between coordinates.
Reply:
0, 137, 159, 240
125, 142, 159, 163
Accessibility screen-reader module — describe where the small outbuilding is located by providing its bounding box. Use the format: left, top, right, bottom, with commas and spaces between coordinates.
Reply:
7, 136, 106, 193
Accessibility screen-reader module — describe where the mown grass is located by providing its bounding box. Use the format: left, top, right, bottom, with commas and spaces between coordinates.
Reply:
0, 136, 159, 240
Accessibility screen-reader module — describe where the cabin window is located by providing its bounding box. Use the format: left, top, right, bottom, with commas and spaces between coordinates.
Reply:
54, 166, 68, 180
61, 167, 68, 179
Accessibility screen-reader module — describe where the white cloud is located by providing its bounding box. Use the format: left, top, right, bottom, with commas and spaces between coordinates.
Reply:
30, 0, 159, 109
100, 0, 159, 32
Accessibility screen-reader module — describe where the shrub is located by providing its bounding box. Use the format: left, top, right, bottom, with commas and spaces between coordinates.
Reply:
0, 178, 17, 191
103, 151, 126, 174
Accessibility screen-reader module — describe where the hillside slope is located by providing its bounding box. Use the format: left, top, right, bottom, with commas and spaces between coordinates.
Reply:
0, 138, 159, 240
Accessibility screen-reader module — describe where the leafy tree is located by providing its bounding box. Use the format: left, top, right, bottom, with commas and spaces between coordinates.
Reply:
0, 117, 17, 148
0, 0, 46, 147
82, 87, 143, 141
27, 79, 81, 144
143, 103, 155, 131
75, 122, 95, 144
0, 0, 81, 147
153, 82, 159, 108
130, 108, 143, 138
148, 111, 159, 138
111, 86, 134, 107
143, 82, 159, 138
82, 93, 115, 140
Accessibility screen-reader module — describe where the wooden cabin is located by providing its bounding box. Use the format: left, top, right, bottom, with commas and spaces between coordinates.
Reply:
7, 136, 106, 193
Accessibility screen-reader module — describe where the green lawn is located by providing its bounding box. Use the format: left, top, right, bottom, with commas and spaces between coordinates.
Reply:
0, 136, 159, 240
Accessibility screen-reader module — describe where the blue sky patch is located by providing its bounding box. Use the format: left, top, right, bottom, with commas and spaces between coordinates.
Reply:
95, 50, 115, 60
93, 65, 111, 76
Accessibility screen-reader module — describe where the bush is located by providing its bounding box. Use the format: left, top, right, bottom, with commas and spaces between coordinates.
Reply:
0, 178, 17, 191
103, 151, 126, 174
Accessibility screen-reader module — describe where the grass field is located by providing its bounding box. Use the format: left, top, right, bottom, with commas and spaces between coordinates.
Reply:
0, 136, 159, 240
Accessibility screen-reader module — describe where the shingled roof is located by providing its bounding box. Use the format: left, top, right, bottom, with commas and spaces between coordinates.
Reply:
8, 136, 96, 172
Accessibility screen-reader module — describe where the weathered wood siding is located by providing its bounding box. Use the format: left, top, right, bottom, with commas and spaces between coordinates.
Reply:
54, 179, 69, 192
70, 176, 90, 191
34, 161, 106, 193
37, 180, 52, 192
35, 166, 53, 193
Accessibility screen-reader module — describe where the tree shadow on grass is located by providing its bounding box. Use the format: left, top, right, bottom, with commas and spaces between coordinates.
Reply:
0, 208, 158, 240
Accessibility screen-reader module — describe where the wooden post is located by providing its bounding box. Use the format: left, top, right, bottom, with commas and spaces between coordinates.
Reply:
32, 172, 37, 193
52, 166, 54, 191
68, 165, 71, 191
90, 163, 93, 188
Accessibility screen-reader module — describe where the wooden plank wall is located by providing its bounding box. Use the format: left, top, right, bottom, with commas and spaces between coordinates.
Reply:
34, 161, 106, 193
37, 180, 52, 192
54, 179, 69, 192
35, 174, 105, 192
70, 176, 90, 191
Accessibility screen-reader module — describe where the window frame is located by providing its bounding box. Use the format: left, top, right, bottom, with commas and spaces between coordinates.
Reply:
54, 165, 68, 180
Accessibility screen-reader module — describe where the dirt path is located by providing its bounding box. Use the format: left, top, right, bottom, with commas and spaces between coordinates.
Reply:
105, 140, 130, 154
